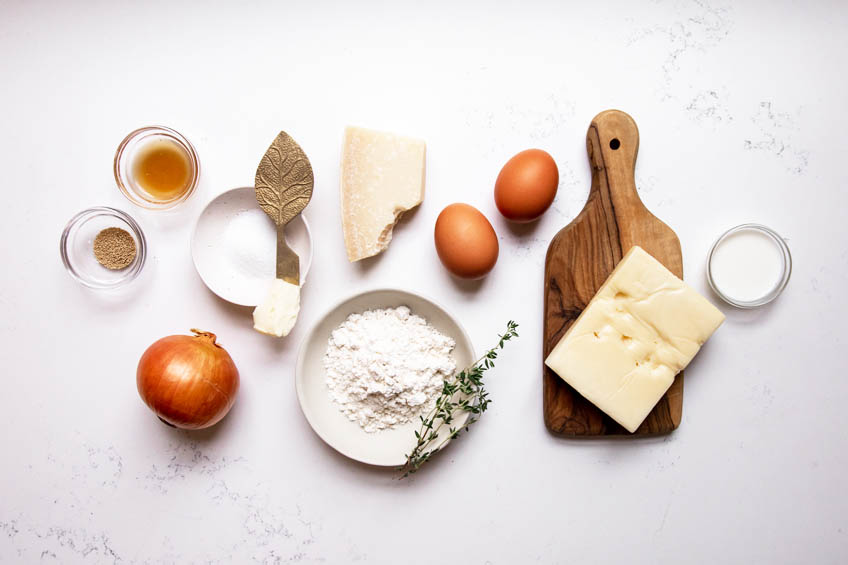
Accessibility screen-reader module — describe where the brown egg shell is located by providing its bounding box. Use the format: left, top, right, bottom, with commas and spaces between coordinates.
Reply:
434, 203, 499, 279
494, 148, 558, 223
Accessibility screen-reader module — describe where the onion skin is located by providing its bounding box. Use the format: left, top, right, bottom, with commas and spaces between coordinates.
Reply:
137, 329, 239, 429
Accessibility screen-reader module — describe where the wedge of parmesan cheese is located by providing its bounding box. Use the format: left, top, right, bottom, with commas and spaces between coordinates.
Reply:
340, 126, 426, 262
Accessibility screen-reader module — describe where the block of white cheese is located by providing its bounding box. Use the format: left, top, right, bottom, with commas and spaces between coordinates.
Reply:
544, 246, 725, 433
340, 126, 426, 262
253, 279, 300, 337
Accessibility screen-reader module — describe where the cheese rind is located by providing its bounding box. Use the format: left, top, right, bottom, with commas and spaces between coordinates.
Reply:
340, 126, 426, 262
544, 246, 725, 433
253, 279, 300, 337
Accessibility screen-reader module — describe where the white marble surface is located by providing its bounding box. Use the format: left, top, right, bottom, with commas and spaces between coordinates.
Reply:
2, 1, 847, 563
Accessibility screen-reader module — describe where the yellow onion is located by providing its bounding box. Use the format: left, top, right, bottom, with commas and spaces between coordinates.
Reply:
137, 329, 239, 429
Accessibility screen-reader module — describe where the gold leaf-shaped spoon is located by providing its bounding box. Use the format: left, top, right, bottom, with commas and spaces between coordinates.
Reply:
255, 131, 314, 285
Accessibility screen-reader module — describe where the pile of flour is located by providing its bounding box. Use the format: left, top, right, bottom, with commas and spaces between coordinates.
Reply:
324, 306, 456, 433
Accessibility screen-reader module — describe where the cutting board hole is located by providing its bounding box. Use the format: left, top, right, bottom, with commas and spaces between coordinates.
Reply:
610, 138, 621, 150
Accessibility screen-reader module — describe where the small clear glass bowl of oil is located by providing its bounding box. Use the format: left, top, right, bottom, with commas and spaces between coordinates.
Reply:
114, 125, 200, 210
60, 207, 147, 289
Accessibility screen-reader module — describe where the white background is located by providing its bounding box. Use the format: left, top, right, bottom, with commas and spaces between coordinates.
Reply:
2, 0, 847, 563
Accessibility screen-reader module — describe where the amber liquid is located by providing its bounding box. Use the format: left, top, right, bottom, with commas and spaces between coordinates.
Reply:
132, 139, 192, 201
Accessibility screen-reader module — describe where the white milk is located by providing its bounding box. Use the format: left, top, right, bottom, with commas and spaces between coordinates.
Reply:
710, 228, 784, 302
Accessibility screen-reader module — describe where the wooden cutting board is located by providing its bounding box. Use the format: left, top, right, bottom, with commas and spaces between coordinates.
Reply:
543, 109, 684, 436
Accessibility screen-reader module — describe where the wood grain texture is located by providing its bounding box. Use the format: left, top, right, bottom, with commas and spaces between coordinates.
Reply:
543, 109, 684, 436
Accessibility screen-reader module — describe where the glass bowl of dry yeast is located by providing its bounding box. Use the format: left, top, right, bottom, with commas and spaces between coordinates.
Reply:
60, 207, 147, 289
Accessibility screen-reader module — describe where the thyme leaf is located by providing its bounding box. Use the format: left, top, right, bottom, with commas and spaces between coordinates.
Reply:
398, 320, 518, 478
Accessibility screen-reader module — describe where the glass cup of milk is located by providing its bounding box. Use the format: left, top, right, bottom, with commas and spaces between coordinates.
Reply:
707, 224, 792, 308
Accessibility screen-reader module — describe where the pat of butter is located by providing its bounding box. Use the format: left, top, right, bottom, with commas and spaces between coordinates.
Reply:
544, 246, 725, 433
253, 279, 300, 337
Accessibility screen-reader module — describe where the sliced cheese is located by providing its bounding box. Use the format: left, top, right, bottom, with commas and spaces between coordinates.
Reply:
544, 246, 725, 433
340, 126, 426, 262
253, 279, 300, 337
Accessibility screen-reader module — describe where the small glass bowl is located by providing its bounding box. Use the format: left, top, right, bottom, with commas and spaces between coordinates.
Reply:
60, 207, 147, 289
114, 125, 200, 210
707, 223, 791, 309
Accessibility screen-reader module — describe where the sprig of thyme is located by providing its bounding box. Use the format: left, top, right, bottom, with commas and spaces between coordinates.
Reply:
398, 320, 519, 478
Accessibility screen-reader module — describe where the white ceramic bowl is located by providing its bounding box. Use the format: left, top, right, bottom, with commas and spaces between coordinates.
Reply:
191, 187, 312, 306
296, 288, 475, 467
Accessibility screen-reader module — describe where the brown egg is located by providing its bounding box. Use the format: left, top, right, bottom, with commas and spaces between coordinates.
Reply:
434, 203, 499, 279
494, 148, 558, 222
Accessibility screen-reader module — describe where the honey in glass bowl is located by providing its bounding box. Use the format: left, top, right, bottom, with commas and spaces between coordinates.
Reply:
114, 126, 200, 210
132, 138, 192, 201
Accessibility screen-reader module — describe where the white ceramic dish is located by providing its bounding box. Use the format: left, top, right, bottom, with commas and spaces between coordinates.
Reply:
191, 187, 312, 306
296, 288, 475, 467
